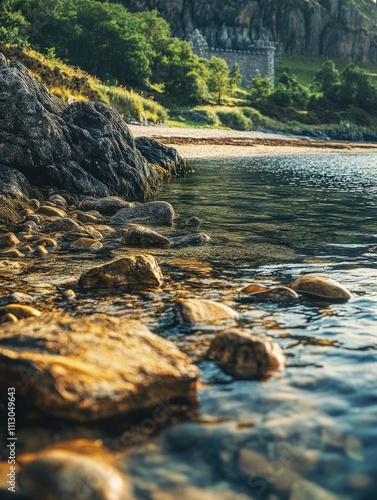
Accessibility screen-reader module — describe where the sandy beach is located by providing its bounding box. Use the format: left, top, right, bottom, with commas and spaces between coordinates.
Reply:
129, 124, 377, 159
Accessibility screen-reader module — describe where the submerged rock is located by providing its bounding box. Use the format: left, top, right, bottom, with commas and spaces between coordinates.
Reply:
70, 238, 103, 250
176, 298, 239, 325
208, 328, 285, 379
121, 226, 171, 247
0, 313, 199, 421
171, 232, 211, 246
111, 201, 175, 226
78, 255, 163, 289
19, 450, 133, 500
289, 274, 352, 300
241, 284, 299, 300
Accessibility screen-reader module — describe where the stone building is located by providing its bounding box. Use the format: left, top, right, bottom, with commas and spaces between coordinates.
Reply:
187, 29, 275, 86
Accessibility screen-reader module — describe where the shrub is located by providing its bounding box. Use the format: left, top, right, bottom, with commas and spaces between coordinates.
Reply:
217, 110, 252, 130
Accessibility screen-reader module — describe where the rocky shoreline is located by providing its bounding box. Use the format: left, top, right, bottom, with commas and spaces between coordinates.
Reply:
0, 53, 357, 499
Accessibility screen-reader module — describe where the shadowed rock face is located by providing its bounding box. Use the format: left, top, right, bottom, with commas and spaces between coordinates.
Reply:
0, 313, 199, 421
119, 0, 377, 63
0, 54, 159, 200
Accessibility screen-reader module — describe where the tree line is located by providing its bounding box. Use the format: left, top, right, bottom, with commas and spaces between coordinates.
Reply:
0, 0, 241, 104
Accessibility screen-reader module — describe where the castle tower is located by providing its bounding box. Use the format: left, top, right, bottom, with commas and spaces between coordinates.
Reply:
187, 29, 275, 86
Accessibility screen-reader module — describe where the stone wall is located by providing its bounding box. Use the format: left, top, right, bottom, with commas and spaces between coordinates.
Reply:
200, 47, 275, 86
188, 30, 275, 86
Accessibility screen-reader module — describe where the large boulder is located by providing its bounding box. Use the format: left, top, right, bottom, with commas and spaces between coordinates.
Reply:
0, 55, 159, 200
0, 313, 199, 421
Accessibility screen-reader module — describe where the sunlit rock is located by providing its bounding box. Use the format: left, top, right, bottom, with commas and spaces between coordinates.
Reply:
0, 313, 199, 421
176, 298, 239, 325
290, 274, 352, 300
78, 255, 163, 289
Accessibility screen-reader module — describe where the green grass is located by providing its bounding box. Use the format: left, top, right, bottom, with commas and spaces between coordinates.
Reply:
276, 54, 377, 87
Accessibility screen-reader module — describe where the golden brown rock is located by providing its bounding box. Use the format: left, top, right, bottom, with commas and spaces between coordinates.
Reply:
38, 206, 67, 218
78, 255, 163, 290
0, 247, 24, 258
208, 328, 285, 380
70, 238, 103, 250
35, 237, 58, 248
242, 284, 299, 300
71, 210, 99, 223
0, 232, 20, 248
0, 313, 18, 324
34, 245, 49, 256
0, 304, 41, 319
290, 274, 352, 300
176, 298, 239, 325
0, 313, 199, 421
19, 449, 134, 500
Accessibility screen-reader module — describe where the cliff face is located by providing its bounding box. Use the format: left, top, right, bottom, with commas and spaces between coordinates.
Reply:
119, 0, 377, 62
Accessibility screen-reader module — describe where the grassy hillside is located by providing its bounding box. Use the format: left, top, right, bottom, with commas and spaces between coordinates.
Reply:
276, 54, 377, 87
0, 43, 167, 123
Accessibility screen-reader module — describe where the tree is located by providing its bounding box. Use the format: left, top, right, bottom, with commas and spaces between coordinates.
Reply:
339, 63, 377, 111
313, 60, 341, 102
207, 56, 230, 104
0, 0, 28, 43
161, 40, 209, 105
250, 74, 273, 102
229, 63, 242, 94
269, 71, 309, 108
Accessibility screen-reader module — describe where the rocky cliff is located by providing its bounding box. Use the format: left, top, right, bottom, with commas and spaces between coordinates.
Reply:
0, 53, 188, 200
119, 0, 377, 63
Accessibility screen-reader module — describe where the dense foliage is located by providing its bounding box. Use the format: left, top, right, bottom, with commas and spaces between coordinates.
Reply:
0, 0, 239, 105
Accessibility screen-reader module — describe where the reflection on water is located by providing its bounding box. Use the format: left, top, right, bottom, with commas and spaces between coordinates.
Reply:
3, 153, 377, 498
152, 154, 377, 499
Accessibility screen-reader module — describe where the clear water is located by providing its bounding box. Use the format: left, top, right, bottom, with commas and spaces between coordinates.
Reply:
4, 153, 377, 499
135, 153, 377, 499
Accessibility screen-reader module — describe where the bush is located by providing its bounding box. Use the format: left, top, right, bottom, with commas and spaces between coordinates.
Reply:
217, 110, 252, 130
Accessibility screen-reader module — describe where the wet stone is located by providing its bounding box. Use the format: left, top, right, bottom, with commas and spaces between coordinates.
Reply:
33, 245, 49, 256
38, 206, 67, 218
0, 232, 20, 248
48, 217, 81, 233
19, 449, 134, 500
70, 238, 103, 250
208, 328, 285, 380
176, 298, 239, 326
0, 313, 199, 421
186, 216, 203, 226
171, 233, 211, 246
49, 194, 67, 207
78, 255, 164, 290
241, 284, 299, 300
290, 274, 352, 301
121, 226, 171, 248
111, 201, 175, 226
0, 304, 41, 319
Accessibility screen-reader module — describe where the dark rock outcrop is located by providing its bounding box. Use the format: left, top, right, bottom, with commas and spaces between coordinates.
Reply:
0, 54, 165, 200
119, 0, 377, 63
135, 137, 190, 177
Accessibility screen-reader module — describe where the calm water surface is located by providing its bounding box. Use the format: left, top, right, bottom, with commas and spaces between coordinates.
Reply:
6, 153, 377, 499
145, 153, 377, 499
